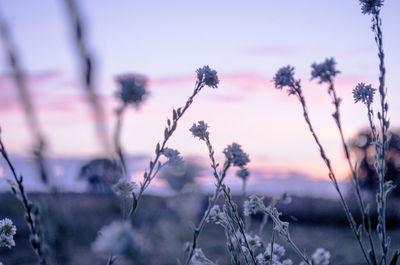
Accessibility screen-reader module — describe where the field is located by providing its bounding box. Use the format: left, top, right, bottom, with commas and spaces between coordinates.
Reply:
1, 193, 399, 265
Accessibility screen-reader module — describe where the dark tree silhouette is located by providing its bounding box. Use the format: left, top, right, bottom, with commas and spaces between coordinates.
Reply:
350, 129, 400, 197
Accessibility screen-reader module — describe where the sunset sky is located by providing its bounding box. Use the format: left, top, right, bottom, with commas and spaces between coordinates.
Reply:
0, 0, 399, 181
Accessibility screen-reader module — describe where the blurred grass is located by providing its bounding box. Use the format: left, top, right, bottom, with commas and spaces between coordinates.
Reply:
0, 192, 399, 265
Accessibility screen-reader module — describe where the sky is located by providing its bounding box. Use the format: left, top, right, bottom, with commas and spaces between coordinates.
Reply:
0, 0, 399, 181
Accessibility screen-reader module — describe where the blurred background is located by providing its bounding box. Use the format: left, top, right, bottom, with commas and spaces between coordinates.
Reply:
0, 0, 400, 264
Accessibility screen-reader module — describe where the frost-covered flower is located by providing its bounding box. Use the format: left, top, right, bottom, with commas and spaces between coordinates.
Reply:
245, 234, 262, 250
273, 65, 296, 90
256, 243, 292, 265
266, 243, 285, 258
243, 195, 264, 216
190, 248, 216, 265
353, 82, 376, 105
190, 121, 209, 140
311, 248, 331, 265
113, 178, 136, 198
115, 74, 148, 105
196, 66, 219, 88
92, 221, 136, 255
206, 205, 227, 226
236, 167, 250, 181
223, 143, 250, 167
311, 58, 340, 84
0, 218, 16, 248
359, 0, 384, 14
162, 147, 184, 167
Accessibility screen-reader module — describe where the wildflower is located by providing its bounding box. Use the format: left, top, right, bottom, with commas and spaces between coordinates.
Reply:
353, 82, 376, 105
113, 178, 136, 198
190, 248, 216, 265
359, 0, 384, 15
311, 248, 331, 265
162, 147, 184, 167
223, 143, 250, 167
273, 65, 295, 90
311, 58, 340, 84
206, 205, 227, 226
196, 65, 219, 88
190, 121, 209, 141
243, 195, 264, 216
236, 167, 250, 181
245, 234, 262, 250
115, 74, 148, 105
266, 243, 286, 258
92, 221, 136, 255
0, 218, 17, 248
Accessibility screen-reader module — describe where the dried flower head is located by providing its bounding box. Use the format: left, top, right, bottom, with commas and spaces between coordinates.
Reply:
0, 218, 17, 248
310, 248, 331, 265
162, 147, 184, 167
196, 65, 219, 88
190, 121, 209, 141
311, 58, 340, 83
206, 205, 228, 226
359, 0, 384, 14
353, 82, 376, 105
243, 195, 264, 216
223, 143, 250, 167
92, 221, 136, 255
113, 178, 136, 198
273, 65, 296, 90
115, 74, 148, 105
236, 167, 250, 181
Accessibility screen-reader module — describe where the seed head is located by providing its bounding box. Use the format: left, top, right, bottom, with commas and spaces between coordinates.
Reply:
353, 82, 376, 105
223, 143, 250, 167
311, 58, 340, 83
359, 0, 384, 15
115, 74, 148, 106
196, 65, 219, 88
190, 121, 209, 141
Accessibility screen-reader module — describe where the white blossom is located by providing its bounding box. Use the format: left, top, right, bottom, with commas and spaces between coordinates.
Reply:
273, 65, 295, 90
92, 221, 136, 255
353, 82, 376, 105
190, 121, 209, 141
113, 178, 136, 198
0, 218, 16, 248
243, 195, 264, 216
196, 66, 219, 88
311, 248, 330, 265
311, 58, 340, 84
162, 147, 184, 167
206, 205, 227, 226
115, 74, 148, 105
223, 143, 250, 167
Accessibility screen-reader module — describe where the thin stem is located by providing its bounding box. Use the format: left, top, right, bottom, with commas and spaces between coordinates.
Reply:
222, 185, 258, 265
134, 81, 206, 215
373, 10, 389, 265
0, 137, 49, 265
114, 104, 128, 175
329, 82, 377, 265
293, 84, 371, 265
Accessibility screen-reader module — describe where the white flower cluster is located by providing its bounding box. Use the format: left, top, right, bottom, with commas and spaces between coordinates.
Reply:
206, 205, 228, 226
243, 233, 262, 252
223, 143, 250, 167
162, 147, 184, 167
113, 178, 137, 198
257, 243, 293, 265
243, 195, 264, 216
196, 65, 219, 88
92, 221, 136, 255
190, 248, 216, 265
359, 0, 383, 14
115, 74, 148, 105
190, 121, 209, 141
273, 65, 296, 90
310, 58, 340, 84
0, 218, 16, 248
300, 248, 330, 265
353, 82, 376, 105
